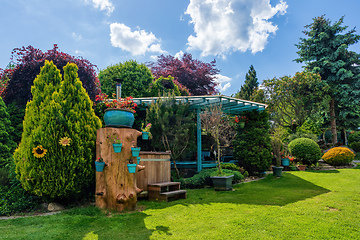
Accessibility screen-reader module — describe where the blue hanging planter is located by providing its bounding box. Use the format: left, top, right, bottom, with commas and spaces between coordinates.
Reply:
281, 158, 290, 166
131, 147, 141, 157
112, 143, 122, 153
127, 164, 137, 173
137, 156, 141, 165
142, 132, 149, 140
95, 161, 105, 172
104, 108, 134, 128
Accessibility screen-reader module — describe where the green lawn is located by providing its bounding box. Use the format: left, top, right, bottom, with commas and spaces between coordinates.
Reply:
1, 167, 360, 239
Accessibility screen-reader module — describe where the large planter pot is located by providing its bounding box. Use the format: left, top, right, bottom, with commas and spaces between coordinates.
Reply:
211, 175, 234, 191
239, 122, 245, 128
95, 161, 105, 172
112, 143, 122, 153
131, 147, 141, 157
281, 158, 290, 166
103, 108, 134, 128
127, 164, 137, 173
272, 166, 284, 177
297, 165, 306, 171
142, 132, 149, 140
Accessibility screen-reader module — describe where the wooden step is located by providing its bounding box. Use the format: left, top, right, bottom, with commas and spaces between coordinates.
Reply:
148, 182, 181, 193
148, 182, 186, 202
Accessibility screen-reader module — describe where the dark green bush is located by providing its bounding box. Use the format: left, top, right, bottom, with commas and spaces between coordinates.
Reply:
348, 131, 360, 144
349, 142, 360, 152
233, 110, 272, 174
0, 168, 10, 186
179, 168, 244, 189
288, 138, 321, 165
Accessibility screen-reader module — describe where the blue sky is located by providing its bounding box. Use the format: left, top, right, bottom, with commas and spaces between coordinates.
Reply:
1, 0, 360, 96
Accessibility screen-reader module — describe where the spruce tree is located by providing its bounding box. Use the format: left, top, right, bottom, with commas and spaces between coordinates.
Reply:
295, 16, 360, 143
235, 65, 259, 100
0, 97, 16, 168
14, 61, 101, 201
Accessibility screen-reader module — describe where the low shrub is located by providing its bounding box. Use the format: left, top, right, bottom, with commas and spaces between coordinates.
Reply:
287, 132, 318, 144
322, 147, 355, 166
288, 138, 321, 165
179, 168, 244, 189
349, 142, 360, 152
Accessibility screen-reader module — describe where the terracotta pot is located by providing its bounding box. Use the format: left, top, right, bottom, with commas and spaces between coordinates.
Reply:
297, 165, 306, 171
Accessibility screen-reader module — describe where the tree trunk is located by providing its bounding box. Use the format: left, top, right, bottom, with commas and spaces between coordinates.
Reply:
95, 128, 143, 212
330, 98, 337, 144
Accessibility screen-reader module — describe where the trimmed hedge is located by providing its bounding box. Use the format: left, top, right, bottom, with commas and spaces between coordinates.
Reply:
288, 138, 321, 165
322, 147, 355, 166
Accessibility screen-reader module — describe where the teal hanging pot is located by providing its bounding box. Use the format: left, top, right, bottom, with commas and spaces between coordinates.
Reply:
95, 161, 105, 172
112, 143, 122, 153
131, 147, 141, 157
142, 132, 149, 140
127, 164, 137, 173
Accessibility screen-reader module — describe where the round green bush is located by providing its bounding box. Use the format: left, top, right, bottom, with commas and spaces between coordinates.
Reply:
348, 131, 360, 144
288, 138, 321, 165
322, 147, 355, 166
349, 142, 360, 152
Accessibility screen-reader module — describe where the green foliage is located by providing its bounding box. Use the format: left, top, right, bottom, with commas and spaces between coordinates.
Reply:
322, 147, 355, 166
221, 163, 240, 172
0, 168, 10, 186
179, 168, 244, 189
235, 65, 259, 100
349, 142, 360, 152
14, 61, 101, 201
233, 110, 272, 174
5, 102, 25, 144
264, 71, 325, 133
348, 131, 360, 144
0, 97, 17, 168
288, 138, 321, 165
287, 132, 318, 144
149, 75, 181, 96
99, 60, 153, 98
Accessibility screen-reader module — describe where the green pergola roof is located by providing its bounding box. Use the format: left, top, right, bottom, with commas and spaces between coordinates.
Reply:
133, 95, 267, 114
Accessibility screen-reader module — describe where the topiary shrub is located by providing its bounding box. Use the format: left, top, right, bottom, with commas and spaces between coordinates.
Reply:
14, 61, 101, 202
322, 147, 355, 166
288, 138, 321, 165
349, 142, 360, 152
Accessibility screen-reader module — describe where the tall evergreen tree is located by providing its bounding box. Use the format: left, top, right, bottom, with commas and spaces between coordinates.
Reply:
14, 61, 101, 201
295, 16, 360, 144
235, 65, 259, 100
0, 97, 16, 168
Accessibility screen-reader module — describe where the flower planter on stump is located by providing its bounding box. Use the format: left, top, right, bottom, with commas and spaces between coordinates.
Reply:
211, 175, 234, 191
103, 108, 134, 128
112, 143, 122, 153
142, 132, 149, 140
131, 147, 141, 157
127, 164, 137, 173
95, 161, 105, 172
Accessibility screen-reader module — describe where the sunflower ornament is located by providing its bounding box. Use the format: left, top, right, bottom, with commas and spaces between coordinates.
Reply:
32, 145, 47, 158
59, 137, 71, 146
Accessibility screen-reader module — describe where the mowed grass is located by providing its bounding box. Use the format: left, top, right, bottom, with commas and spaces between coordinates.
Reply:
1, 167, 360, 239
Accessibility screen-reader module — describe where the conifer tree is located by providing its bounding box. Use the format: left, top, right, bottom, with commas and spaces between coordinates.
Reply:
14, 61, 101, 201
235, 65, 259, 100
0, 97, 16, 168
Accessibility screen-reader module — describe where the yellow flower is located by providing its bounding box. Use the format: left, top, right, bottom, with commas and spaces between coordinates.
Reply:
59, 137, 71, 146
32, 145, 47, 158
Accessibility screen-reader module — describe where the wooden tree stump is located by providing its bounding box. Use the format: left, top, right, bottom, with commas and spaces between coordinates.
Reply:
95, 127, 144, 212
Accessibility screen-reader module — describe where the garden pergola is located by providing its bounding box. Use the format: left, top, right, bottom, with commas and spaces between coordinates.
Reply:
133, 95, 267, 172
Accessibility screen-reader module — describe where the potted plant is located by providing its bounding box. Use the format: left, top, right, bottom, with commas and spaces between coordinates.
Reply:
201, 105, 237, 191
95, 157, 105, 172
141, 123, 152, 140
280, 150, 290, 167
270, 136, 284, 177
127, 158, 137, 173
289, 156, 297, 171
95, 93, 137, 128
131, 141, 141, 157
234, 115, 248, 128
108, 134, 122, 153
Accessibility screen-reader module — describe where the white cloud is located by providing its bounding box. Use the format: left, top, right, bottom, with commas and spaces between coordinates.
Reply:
110, 23, 166, 56
185, 0, 288, 57
72, 32, 82, 41
214, 74, 232, 92
86, 0, 114, 15
174, 50, 184, 59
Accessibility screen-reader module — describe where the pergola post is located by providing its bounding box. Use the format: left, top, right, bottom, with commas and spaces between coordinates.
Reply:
196, 107, 202, 172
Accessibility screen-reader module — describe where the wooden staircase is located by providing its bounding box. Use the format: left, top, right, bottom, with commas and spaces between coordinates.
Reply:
148, 182, 187, 202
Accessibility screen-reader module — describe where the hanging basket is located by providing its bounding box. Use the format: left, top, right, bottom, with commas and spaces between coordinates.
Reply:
281, 158, 290, 166
127, 164, 137, 173
95, 161, 105, 172
142, 132, 149, 140
131, 147, 141, 157
137, 156, 141, 165
112, 143, 122, 153
103, 108, 134, 128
